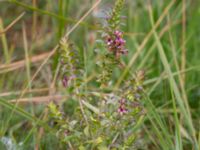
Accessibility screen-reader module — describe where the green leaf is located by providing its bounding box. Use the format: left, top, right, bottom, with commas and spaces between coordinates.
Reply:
79, 145, 86, 150
82, 100, 100, 115
98, 145, 109, 150
84, 126, 90, 137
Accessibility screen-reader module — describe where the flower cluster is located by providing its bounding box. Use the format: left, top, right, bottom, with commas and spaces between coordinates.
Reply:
106, 30, 128, 58
118, 98, 128, 115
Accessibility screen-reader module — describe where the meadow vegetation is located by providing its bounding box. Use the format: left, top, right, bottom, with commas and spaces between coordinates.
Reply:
0, 0, 200, 149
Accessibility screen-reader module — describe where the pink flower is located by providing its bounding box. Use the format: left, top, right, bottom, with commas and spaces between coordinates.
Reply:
114, 30, 123, 37
118, 106, 128, 115
118, 98, 128, 115
105, 30, 128, 58
62, 75, 76, 88
62, 75, 69, 88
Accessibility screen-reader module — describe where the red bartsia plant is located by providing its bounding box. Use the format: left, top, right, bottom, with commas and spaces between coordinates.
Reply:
47, 0, 146, 149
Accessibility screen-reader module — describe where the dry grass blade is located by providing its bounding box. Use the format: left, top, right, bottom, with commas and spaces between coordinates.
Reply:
0, 52, 51, 74
0, 12, 25, 35
181, 0, 186, 85
9, 95, 67, 105
0, 88, 51, 97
